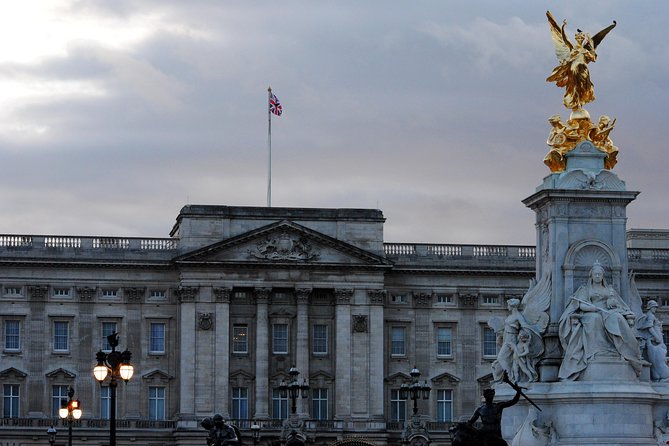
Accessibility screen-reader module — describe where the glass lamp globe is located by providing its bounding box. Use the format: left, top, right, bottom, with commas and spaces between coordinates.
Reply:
93, 365, 108, 382
119, 364, 134, 381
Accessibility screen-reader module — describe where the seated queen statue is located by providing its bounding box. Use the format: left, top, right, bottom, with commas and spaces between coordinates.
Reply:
558, 262, 642, 381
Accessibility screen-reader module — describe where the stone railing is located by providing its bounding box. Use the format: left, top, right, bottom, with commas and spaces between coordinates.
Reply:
0, 235, 178, 251
0, 417, 176, 429
384, 243, 536, 259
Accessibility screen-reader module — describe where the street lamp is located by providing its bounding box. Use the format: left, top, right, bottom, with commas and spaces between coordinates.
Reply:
278, 366, 309, 415
59, 387, 82, 446
399, 366, 431, 416
93, 332, 133, 446
47, 425, 57, 446
250, 421, 261, 446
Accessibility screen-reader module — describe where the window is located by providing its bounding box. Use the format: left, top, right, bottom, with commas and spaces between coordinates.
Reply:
312, 324, 328, 355
4, 287, 22, 297
52, 385, 69, 418
483, 327, 497, 357
149, 290, 166, 299
101, 289, 117, 298
391, 326, 406, 356
436, 389, 453, 422
661, 297, 669, 307
53, 321, 69, 352
101, 322, 117, 351
3, 384, 19, 418
436, 294, 452, 303
663, 328, 669, 357
272, 388, 288, 420
483, 295, 499, 304
100, 386, 111, 419
391, 294, 407, 304
312, 388, 328, 420
436, 327, 452, 357
390, 389, 406, 422
231, 387, 248, 420
5, 320, 20, 351
150, 323, 166, 354
149, 387, 166, 420
232, 325, 248, 354
273, 324, 288, 354
53, 288, 70, 298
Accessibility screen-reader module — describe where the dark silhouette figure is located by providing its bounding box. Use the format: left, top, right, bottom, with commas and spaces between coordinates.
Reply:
201, 414, 240, 446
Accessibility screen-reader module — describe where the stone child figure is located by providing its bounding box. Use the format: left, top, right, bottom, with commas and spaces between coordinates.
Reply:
467, 381, 522, 446
201, 414, 240, 446
637, 300, 669, 381
558, 262, 642, 381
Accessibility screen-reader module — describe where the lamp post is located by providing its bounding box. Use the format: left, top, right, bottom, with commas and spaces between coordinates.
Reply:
59, 386, 82, 446
93, 332, 134, 446
250, 421, 261, 446
277, 366, 309, 416
47, 425, 57, 446
399, 366, 431, 416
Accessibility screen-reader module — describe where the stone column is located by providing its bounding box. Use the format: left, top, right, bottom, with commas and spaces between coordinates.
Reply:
214, 287, 232, 418
27, 285, 48, 417
254, 288, 271, 419
334, 288, 353, 421
176, 286, 199, 428
367, 290, 386, 420
295, 288, 311, 417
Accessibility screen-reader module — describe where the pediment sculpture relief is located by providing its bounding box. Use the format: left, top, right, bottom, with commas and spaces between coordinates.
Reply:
248, 231, 320, 261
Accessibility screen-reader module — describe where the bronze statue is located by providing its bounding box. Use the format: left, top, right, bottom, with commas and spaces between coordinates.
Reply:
546, 11, 616, 115
201, 414, 240, 446
451, 374, 525, 446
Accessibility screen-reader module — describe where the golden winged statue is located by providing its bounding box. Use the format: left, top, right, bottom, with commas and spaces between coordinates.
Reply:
546, 11, 616, 116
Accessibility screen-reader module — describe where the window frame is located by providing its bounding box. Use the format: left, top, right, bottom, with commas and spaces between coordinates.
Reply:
53, 320, 70, 352
312, 324, 328, 356
390, 326, 406, 357
482, 326, 498, 358
436, 326, 453, 358
390, 389, 407, 422
148, 386, 166, 421
231, 387, 249, 420
312, 388, 328, 420
149, 322, 166, 355
272, 323, 289, 355
436, 389, 453, 422
3, 384, 20, 418
271, 388, 288, 420
232, 325, 249, 355
101, 321, 118, 352
52, 385, 69, 418
100, 386, 112, 419
4, 319, 21, 352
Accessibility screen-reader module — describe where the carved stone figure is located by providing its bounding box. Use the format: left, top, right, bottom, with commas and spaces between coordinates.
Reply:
589, 115, 619, 169
546, 11, 616, 114
558, 262, 642, 381
489, 273, 551, 383
511, 408, 557, 446
637, 300, 669, 381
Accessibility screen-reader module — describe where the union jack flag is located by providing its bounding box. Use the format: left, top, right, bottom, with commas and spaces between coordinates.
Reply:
269, 92, 282, 116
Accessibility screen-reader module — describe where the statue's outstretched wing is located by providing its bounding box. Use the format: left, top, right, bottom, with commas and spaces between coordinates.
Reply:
547, 11, 572, 62
591, 20, 617, 49
521, 272, 552, 333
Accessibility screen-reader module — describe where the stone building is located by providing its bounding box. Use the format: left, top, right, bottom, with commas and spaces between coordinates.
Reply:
1, 204, 668, 445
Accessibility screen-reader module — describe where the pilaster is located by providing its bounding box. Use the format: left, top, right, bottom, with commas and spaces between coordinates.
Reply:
367, 289, 386, 419
213, 287, 231, 418
295, 288, 311, 417
254, 288, 271, 419
334, 288, 353, 420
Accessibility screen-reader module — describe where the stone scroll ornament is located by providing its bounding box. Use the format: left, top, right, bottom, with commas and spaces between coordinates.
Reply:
489, 272, 551, 384
543, 11, 619, 172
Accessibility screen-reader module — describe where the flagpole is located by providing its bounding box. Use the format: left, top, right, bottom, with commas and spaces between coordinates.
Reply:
267, 86, 272, 207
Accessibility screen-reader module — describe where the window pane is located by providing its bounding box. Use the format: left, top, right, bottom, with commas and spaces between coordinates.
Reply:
101, 322, 117, 351
150, 323, 166, 353
390, 389, 406, 422
149, 387, 165, 420
437, 389, 453, 422
3, 384, 20, 418
232, 387, 248, 420
5, 320, 20, 350
437, 328, 452, 356
312, 325, 328, 355
101, 387, 111, 419
273, 324, 288, 354
54, 321, 69, 351
52, 385, 69, 418
391, 327, 405, 356
483, 327, 497, 357
312, 388, 328, 420
233, 325, 248, 354
272, 388, 288, 419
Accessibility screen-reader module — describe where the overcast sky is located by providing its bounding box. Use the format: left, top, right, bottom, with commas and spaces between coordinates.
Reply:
0, 1, 667, 245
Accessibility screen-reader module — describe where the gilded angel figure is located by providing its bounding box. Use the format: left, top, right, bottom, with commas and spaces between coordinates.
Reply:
489, 272, 551, 383
546, 11, 616, 113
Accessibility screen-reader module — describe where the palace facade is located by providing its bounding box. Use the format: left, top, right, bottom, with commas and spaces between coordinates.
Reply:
1, 205, 668, 445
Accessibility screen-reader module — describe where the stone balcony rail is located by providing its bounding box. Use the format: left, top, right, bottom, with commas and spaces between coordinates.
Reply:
0, 417, 176, 429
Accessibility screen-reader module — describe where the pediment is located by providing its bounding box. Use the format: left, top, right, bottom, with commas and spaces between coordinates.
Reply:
385, 372, 411, 385
431, 371, 460, 384
174, 220, 391, 268
0, 367, 28, 379
46, 368, 77, 379
142, 369, 173, 382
